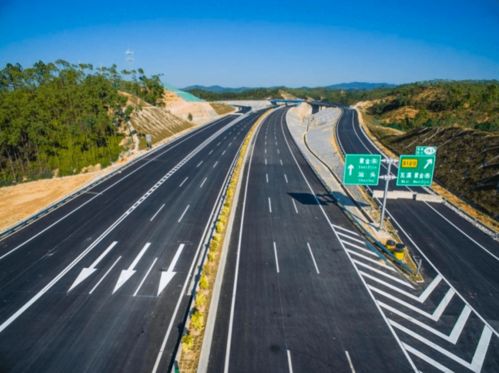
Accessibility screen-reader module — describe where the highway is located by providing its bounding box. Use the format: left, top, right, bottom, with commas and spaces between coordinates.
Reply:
208, 108, 415, 372
0, 110, 263, 372
335, 108, 499, 372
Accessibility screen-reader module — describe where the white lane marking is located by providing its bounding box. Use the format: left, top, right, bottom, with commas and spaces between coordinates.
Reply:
391, 320, 492, 372
133, 257, 158, 297
228, 142, 232, 146
380, 302, 471, 344
224, 119, 263, 373
337, 231, 366, 245
348, 249, 396, 271
179, 177, 189, 187
345, 351, 356, 373
266, 173, 269, 183
213, 161, 219, 168
292, 199, 298, 214
89, 256, 122, 294
113, 242, 150, 294
284, 173, 288, 184
200, 177, 208, 188
265, 148, 267, 154
353, 260, 413, 289
150, 203, 166, 222
178, 204, 190, 223
268, 197, 272, 214
280, 159, 283, 166
217, 141, 221, 146
196, 160, 203, 168
158, 243, 185, 296
370, 286, 454, 321
68, 241, 118, 291
342, 241, 378, 257
403, 344, 452, 373
222, 150, 226, 155
306, 242, 320, 274
287, 349, 294, 373
209, 149, 214, 155
333, 224, 360, 236
265, 158, 267, 165
0, 116, 229, 257
273, 241, 280, 273
423, 202, 499, 262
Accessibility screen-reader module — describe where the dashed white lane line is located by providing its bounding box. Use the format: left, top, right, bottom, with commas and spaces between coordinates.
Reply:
277, 149, 280, 154
200, 177, 208, 188
280, 159, 283, 166
306, 242, 320, 274
284, 173, 289, 184
179, 177, 189, 187
292, 199, 298, 214
196, 160, 203, 168
178, 204, 190, 223
266, 173, 269, 183
213, 161, 219, 168
150, 203, 165, 222
265, 158, 267, 165
133, 257, 158, 297
89, 256, 122, 294
268, 197, 272, 213
345, 351, 356, 373
222, 150, 226, 155
217, 141, 221, 146
287, 349, 293, 373
208, 149, 214, 155
273, 241, 280, 273
265, 148, 267, 154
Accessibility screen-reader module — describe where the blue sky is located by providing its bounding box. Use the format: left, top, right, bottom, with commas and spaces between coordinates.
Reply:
0, 0, 498, 87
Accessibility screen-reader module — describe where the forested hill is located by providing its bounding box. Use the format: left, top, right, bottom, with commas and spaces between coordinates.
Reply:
0, 60, 164, 185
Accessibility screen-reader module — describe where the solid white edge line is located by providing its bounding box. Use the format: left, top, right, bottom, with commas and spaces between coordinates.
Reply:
89, 256, 122, 294
133, 257, 158, 297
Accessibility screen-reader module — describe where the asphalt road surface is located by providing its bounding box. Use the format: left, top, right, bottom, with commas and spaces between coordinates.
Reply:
0, 110, 263, 373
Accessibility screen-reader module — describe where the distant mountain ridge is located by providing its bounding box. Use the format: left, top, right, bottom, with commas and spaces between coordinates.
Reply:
184, 82, 396, 93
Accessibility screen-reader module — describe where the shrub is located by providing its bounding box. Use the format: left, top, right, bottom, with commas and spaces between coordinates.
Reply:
190, 309, 204, 330
199, 274, 209, 290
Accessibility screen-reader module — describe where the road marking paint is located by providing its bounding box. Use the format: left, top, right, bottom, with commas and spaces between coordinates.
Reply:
150, 204, 166, 222
209, 149, 214, 155
265, 148, 267, 154
133, 257, 158, 297
196, 160, 203, 168
113, 242, 150, 294
347, 249, 395, 270
306, 243, 320, 274
280, 159, 283, 166
268, 197, 272, 213
217, 141, 221, 146
403, 344, 452, 373
213, 161, 219, 168
287, 349, 294, 373
228, 142, 232, 146
89, 256, 122, 294
277, 149, 280, 154
266, 173, 269, 183
265, 158, 267, 165
392, 320, 492, 372
292, 199, 298, 214
352, 260, 413, 287
158, 243, 185, 296
200, 177, 208, 188
284, 174, 288, 184
342, 241, 378, 257
273, 242, 280, 273
222, 150, 226, 155
179, 177, 189, 187
178, 204, 190, 223
380, 302, 471, 343
332, 224, 360, 236
345, 351, 356, 373
370, 286, 454, 321
337, 231, 366, 245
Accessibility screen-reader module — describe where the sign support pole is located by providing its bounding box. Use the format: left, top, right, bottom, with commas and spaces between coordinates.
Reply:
379, 159, 392, 231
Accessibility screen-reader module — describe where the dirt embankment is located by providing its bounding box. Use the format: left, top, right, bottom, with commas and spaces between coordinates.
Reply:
357, 101, 499, 222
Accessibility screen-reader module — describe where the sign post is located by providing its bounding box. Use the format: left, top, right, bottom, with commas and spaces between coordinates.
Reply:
379, 159, 396, 230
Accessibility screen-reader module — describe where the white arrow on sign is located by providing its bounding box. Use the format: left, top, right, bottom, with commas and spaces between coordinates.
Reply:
113, 242, 150, 294
158, 243, 185, 296
68, 241, 117, 292
424, 158, 433, 169
347, 164, 355, 176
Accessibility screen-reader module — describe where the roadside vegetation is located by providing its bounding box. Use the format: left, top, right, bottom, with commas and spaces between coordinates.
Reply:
0, 60, 164, 185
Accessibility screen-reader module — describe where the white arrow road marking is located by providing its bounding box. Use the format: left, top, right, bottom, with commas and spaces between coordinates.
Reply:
113, 242, 150, 294
424, 158, 433, 169
68, 241, 118, 292
157, 243, 185, 296
348, 164, 354, 176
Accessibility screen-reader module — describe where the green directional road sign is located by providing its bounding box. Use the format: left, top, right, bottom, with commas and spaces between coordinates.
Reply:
396, 154, 436, 186
343, 154, 382, 186
415, 146, 437, 156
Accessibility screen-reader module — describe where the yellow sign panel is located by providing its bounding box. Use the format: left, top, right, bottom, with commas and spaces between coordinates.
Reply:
401, 158, 418, 168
